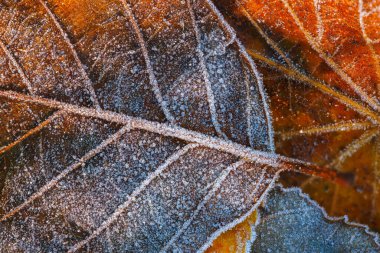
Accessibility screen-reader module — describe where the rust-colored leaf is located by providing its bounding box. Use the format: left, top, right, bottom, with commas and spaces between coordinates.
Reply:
213, 0, 380, 231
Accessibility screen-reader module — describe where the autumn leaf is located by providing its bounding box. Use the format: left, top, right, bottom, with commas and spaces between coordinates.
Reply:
251, 185, 380, 252
212, 0, 380, 232
2, 0, 376, 251
0, 0, 337, 251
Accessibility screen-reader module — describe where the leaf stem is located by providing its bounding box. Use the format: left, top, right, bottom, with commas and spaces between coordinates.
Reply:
280, 162, 350, 187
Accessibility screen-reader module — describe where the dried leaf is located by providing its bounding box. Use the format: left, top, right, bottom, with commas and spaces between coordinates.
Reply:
251, 185, 380, 253
0, 0, 318, 251
0, 0, 275, 150
212, 0, 380, 231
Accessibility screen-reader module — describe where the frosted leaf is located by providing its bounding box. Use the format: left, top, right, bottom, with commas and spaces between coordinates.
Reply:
0, 0, 294, 251
0, 97, 55, 149
0, 116, 286, 252
251, 186, 380, 253
0, 0, 274, 150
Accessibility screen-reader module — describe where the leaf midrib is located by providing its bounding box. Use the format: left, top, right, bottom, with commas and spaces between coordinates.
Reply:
0, 90, 304, 168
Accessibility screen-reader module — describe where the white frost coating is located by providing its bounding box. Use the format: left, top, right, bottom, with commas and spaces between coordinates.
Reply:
0, 90, 317, 171
168, 66, 201, 93
236, 40, 275, 152
273, 185, 380, 246
359, 1, 380, 45
248, 170, 267, 199
0, 124, 131, 222
244, 205, 261, 253
362, 6, 380, 17
0, 39, 35, 94
203, 0, 275, 152
160, 160, 247, 252
37, 0, 101, 109
68, 144, 199, 252
225, 32, 237, 48
259, 207, 315, 222
120, 0, 175, 123
88, 35, 123, 72
243, 68, 255, 148
280, 0, 380, 112
313, 0, 324, 43
187, 0, 228, 140
197, 170, 282, 253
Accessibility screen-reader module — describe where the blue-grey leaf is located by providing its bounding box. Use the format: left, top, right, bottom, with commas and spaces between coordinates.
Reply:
251, 186, 380, 253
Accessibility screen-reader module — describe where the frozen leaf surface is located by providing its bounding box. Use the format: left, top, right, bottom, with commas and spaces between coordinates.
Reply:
251, 185, 380, 253
0, 0, 275, 150
0, 0, 326, 251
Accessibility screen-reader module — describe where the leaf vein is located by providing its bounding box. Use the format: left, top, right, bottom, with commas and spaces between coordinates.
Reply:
68, 143, 199, 252
0, 124, 131, 222
160, 160, 247, 252
187, 0, 228, 140
0, 39, 34, 94
38, 0, 101, 109
203, 0, 275, 151
0, 110, 62, 156
281, 0, 380, 112
0, 90, 334, 179
359, 0, 380, 96
120, 0, 174, 123
278, 120, 373, 140
248, 50, 380, 125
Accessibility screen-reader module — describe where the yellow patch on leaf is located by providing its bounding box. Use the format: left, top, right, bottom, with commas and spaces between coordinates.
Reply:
207, 211, 257, 253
